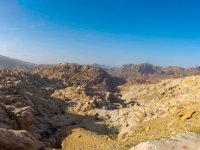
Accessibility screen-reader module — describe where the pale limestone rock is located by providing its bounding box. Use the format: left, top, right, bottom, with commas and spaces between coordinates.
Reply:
129, 133, 200, 150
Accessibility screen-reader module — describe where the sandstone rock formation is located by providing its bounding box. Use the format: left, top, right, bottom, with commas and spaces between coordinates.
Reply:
1, 63, 200, 149
0, 64, 119, 149
0, 128, 42, 150
33, 63, 112, 91
129, 133, 200, 150
60, 75, 200, 150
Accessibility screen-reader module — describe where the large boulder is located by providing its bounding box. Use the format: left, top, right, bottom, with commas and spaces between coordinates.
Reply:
0, 104, 34, 130
12, 106, 34, 130
129, 133, 200, 150
0, 105, 18, 129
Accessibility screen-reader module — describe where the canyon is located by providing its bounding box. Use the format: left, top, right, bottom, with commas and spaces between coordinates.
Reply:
0, 58, 200, 149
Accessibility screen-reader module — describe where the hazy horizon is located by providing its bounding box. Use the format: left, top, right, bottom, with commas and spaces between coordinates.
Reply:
1, 0, 200, 67
2, 53, 200, 69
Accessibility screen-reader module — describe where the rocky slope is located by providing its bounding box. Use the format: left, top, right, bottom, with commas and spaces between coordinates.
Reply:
0, 63, 123, 149
33, 63, 111, 89
0, 55, 35, 69
62, 75, 200, 150
1, 63, 200, 149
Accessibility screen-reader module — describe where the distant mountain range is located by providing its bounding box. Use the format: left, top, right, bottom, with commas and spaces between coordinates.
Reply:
2, 54, 200, 84
93, 63, 200, 84
0, 55, 36, 69
92, 64, 117, 69
109, 63, 200, 76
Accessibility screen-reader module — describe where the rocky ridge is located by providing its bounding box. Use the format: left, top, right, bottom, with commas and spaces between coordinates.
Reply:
101, 63, 200, 84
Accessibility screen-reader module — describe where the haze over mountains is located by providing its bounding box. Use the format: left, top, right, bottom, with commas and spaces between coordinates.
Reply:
1, 54, 200, 149
0, 55, 35, 69
95, 63, 200, 76
2, 54, 200, 80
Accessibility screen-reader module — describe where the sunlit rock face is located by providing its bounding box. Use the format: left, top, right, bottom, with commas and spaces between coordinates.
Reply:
129, 133, 200, 150
1, 63, 200, 149
0, 64, 118, 149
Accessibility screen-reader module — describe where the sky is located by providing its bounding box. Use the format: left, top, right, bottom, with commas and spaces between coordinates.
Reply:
1, 0, 200, 67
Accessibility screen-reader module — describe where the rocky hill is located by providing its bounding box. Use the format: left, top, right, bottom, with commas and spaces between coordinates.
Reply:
101, 63, 200, 84
1, 63, 200, 150
0, 55, 36, 69
32, 63, 112, 90
0, 63, 123, 149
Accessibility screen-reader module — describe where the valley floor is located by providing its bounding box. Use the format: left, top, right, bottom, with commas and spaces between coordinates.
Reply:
62, 76, 200, 150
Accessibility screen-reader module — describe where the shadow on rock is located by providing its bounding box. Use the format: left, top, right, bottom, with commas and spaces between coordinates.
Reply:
48, 112, 117, 148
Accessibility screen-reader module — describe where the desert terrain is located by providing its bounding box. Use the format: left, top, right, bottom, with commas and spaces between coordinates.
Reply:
0, 58, 200, 150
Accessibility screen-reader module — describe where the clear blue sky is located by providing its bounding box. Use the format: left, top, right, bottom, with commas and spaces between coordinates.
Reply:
1, 0, 200, 67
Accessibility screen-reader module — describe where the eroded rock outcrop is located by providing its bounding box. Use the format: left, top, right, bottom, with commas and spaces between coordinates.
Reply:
129, 133, 200, 150
33, 63, 113, 91
1, 64, 200, 150
0, 104, 34, 130
0, 128, 42, 150
0, 64, 117, 149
